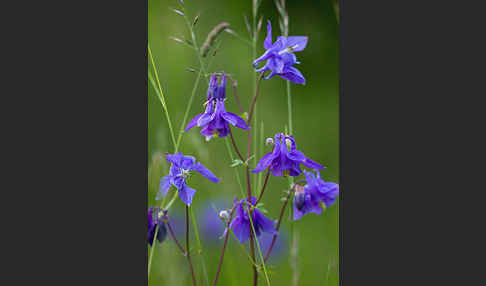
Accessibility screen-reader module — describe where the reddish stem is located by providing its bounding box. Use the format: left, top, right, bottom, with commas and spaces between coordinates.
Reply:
212, 206, 236, 286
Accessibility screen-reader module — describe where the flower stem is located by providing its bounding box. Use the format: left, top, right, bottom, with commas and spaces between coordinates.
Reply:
255, 169, 270, 206
148, 44, 177, 150
247, 73, 264, 125
212, 206, 236, 286
186, 206, 198, 286
227, 76, 245, 114
229, 128, 245, 162
163, 213, 186, 254
264, 186, 294, 262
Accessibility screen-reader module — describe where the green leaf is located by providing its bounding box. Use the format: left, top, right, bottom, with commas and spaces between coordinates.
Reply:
230, 159, 244, 167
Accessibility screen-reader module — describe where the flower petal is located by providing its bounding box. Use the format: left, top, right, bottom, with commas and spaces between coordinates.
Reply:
302, 157, 324, 169
166, 153, 183, 166
254, 209, 276, 235
267, 57, 284, 74
178, 185, 197, 206
197, 102, 215, 126
222, 112, 249, 130
251, 152, 276, 173
207, 73, 218, 100
192, 161, 220, 183
180, 155, 196, 169
185, 113, 203, 131
293, 202, 305, 220
278, 36, 308, 52
287, 149, 306, 162
279, 66, 306, 85
156, 176, 171, 200
230, 217, 250, 244
264, 20, 273, 49
253, 49, 273, 68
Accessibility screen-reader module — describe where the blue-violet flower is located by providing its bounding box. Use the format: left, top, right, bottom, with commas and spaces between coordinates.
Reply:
228, 196, 276, 244
185, 72, 249, 141
148, 207, 167, 246
293, 170, 339, 220
252, 21, 308, 84
252, 133, 324, 177
158, 153, 220, 206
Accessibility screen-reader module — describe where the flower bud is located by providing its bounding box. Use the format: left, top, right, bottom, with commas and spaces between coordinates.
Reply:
219, 210, 229, 220
294, 185, 306, 211
265, 137, 274, 145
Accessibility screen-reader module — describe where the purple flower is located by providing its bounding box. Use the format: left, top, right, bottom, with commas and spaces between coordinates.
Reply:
253, 21, 308, 84
158, 153, 220, 206
305, 170, 339, 207
293, 170, 339, 220
185, 72, 249, 141
228, 196, 276, 244
252, 133, 324, 177
148, 207, 167, 246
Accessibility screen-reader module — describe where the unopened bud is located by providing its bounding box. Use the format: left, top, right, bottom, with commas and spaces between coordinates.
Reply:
192, 13, 199, 27
171, 8, 184, 16
219, 210, 229, 220
265, 137, 274, 145
285, 138, 292, 149
169, 36, 184, 44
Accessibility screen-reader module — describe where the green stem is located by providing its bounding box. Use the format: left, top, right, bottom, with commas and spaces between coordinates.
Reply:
148, 44, 177, 150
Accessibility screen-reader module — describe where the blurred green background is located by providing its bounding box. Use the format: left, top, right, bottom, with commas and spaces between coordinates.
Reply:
148, 0, 338, 285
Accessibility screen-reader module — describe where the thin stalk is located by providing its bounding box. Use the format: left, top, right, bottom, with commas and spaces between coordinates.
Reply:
246, 203, 271, 286
257, 122, 264, 191
286, 81, 293, 135
147, 223, 159, 277
247, 73, 264, 124
164, 215, 186, 254
255, 169, 270, 206
148, 44, 177, 150
186, 206, 198, 286
229, 128, 245, 162
176, 68, 203, 150
224, 138, 246, 198
147, 44, 180, 278
264, 186, 294, 262
190, 207, 210, 286
252, 0, 259, 194
212, 206, 236, 286
227, 76, 245, 114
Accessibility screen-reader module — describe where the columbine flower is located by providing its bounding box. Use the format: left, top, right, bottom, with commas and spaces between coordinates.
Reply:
252, 133, 324, 177
304, 170, 339, 207
185, 72, 249, 141
148, 207, 167, 246
252, 20, 308, 84
228, 196, 276, 244
293, 170, 339, 220
158, 153, 220, 206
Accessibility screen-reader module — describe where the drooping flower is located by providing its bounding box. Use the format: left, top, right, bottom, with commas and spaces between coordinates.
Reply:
304, 170, 339, 208
293, 170, 339, 220
158, 153, 220, 206
148, 207, 167, 246
228, 196, 276, 244
185, 72, 249, 141
252, 20, 308, 84
252, 133, 324, 177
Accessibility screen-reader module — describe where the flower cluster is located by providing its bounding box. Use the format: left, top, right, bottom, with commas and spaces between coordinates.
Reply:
185, 72, 249, 141
150, 14, 339, 279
